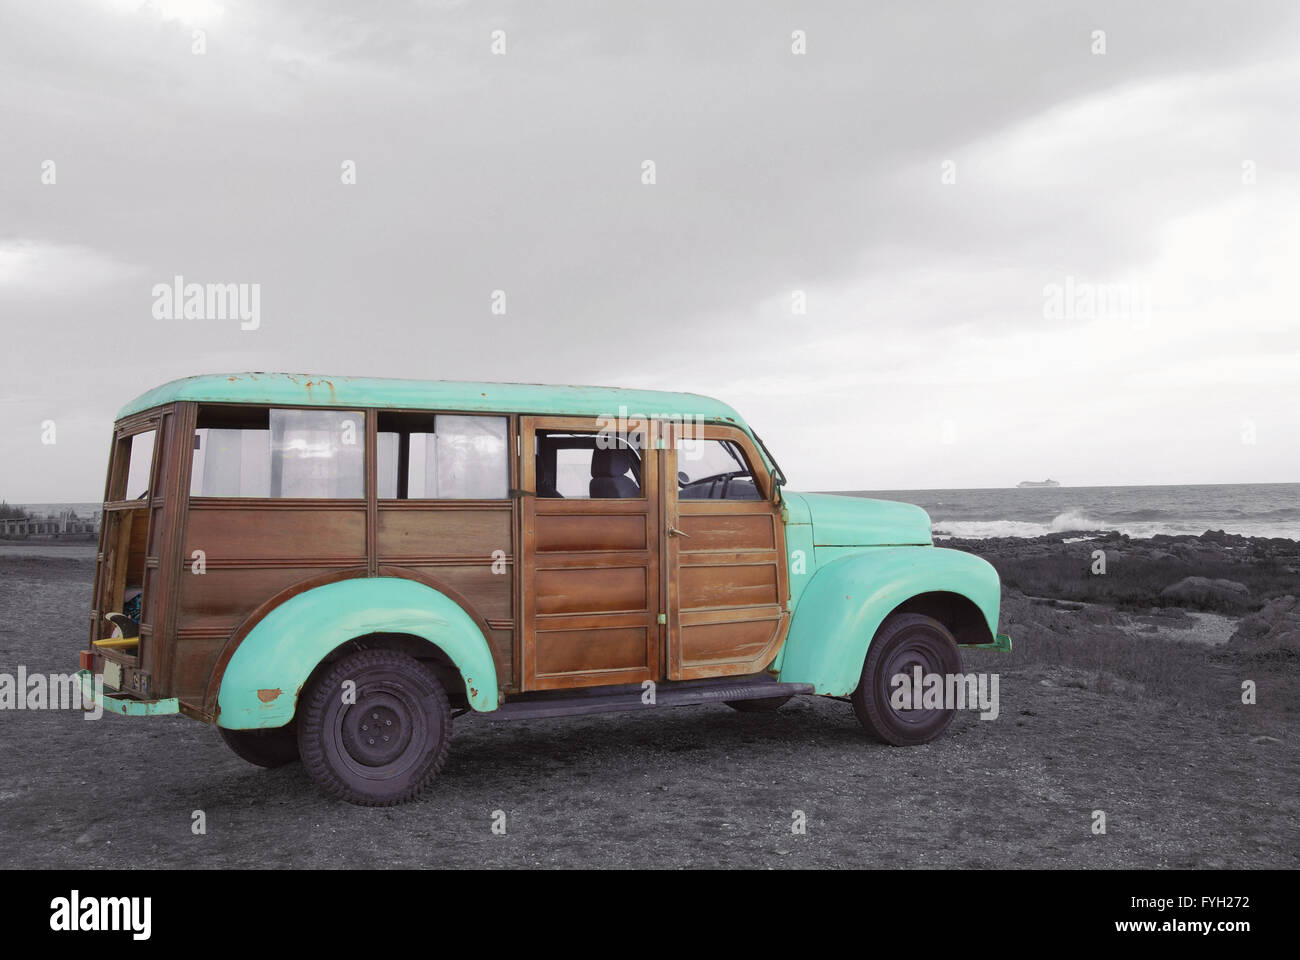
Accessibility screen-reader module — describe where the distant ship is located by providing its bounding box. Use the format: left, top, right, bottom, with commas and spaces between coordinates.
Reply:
1017, 479, 1061, 488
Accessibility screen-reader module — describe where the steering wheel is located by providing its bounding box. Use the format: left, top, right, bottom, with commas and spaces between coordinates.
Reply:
680, 470, 750, 499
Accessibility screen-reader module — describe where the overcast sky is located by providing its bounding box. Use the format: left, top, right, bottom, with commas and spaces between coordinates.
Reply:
2, 0, 1297, 501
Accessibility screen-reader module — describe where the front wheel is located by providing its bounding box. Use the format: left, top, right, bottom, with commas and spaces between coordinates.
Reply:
851, 613, 963, 746
298, 648, 452, 806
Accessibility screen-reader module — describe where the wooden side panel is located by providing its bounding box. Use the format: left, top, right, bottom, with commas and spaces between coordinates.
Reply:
186, 503, 366, 559
177, 566, 336, 632
534, 514, 646, 552
678, 560, 779, 609
376, 501, 515, 691
536, 565, 646, 615
377, 507, 510, 557
125, 517, 149, 583
676, 513, 775, 552
173, 502, 367, 706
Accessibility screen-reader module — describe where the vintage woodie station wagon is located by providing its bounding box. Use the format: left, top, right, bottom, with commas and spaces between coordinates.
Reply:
78, 373, 1010, 805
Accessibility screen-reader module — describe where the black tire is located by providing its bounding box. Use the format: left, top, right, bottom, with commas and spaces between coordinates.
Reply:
851, 613, 963, 746
219, 725, 300, 768
298, 648, 452, 806
725, 695, 793, 713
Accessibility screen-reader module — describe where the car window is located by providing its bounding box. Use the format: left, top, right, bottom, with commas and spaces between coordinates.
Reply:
191, 408, 364, 499
677, 438, 761, 500
535, 431, 643, 499
123, 430, 156, 500
378, 414, 508, 499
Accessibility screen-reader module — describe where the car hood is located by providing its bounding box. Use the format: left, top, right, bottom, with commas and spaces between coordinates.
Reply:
784, 491, 933, 547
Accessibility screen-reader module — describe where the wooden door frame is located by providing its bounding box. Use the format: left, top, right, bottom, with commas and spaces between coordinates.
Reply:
661, 421, 790, 680
518, 415, 662, 690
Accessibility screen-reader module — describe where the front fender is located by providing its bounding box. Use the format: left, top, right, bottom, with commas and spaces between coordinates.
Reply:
777, 546, 1001, 696
217, 577, 499, 729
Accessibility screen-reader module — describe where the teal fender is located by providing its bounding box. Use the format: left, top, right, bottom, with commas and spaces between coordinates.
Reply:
776, 546, 1001, 696
217, 577, 499, 729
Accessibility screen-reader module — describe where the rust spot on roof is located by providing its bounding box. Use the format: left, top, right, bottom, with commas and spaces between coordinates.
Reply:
257, 688, 282, 703
302, 378, 337, 399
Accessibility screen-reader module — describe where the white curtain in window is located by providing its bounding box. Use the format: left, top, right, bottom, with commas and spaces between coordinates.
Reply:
270, 410, 365, 498
192, 428, 271, 497
426, 415, 507, 499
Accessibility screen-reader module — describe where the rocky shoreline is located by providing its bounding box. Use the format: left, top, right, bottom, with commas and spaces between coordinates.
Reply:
949, 528, 1300, 683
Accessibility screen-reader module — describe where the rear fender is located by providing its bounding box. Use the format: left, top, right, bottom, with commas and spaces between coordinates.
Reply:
216, 577, 499, 729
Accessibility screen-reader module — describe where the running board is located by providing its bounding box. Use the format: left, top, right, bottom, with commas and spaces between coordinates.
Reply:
484, 675, 815, 722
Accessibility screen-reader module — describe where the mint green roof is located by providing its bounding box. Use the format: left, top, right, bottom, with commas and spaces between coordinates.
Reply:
117, 372, 749, 427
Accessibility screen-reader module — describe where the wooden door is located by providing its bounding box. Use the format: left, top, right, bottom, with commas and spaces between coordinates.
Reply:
663, 423, 790, 680
519, 417, 661, 690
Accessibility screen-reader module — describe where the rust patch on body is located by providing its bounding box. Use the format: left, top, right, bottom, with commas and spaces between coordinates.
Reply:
301, 378, 337, 400
257, 688, 282, 703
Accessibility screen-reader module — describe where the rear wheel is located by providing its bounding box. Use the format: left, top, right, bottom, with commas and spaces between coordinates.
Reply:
298, 648, 452, 806
219, 725, 299, 768
851, 613, 963, 746
725, 695, 792, 713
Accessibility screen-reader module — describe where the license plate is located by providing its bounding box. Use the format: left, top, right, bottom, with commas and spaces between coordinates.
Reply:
102, 661, 123, 691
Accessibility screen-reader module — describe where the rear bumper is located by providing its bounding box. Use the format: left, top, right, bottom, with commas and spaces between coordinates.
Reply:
76, 668, 180, 717
959, 632, 1013, 653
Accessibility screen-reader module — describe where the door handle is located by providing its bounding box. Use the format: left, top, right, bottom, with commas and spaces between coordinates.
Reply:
667, 525, 690, 538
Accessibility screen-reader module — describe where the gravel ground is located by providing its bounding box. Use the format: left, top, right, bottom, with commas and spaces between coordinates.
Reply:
1, 550, 1296, 869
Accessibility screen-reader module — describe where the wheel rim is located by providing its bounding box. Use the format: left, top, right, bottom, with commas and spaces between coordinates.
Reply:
323, 676, 436, 782
879, 637, 948, 728
341, 692, 415, 767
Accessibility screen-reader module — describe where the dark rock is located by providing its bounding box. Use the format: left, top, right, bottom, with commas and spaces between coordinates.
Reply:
1230, 596, 1300, 655
1160, 576, 1251, 610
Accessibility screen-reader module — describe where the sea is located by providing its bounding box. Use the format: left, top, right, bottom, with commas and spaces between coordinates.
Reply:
15, 483, 1300, 541
833, 483, 1300, 541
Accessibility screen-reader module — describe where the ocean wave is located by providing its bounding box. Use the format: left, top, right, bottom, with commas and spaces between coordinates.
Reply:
1253, 507, 1300, 520
1109, 508, 1176, 521
928, 512, 1106, 538
1048, 510, 1104, 531
932, 510, 1300, 541
930, 519, 1064, 539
